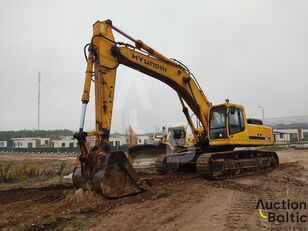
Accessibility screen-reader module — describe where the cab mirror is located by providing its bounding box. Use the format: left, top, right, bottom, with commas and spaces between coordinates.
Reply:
230, 106, 236, 114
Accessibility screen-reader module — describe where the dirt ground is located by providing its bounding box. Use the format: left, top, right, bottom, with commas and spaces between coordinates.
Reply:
0, 149, 307, 231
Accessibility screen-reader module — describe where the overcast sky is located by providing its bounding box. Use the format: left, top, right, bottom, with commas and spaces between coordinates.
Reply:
0, 0, 307, 133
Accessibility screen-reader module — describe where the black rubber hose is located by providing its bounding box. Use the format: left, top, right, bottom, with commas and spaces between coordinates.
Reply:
84, 43, 90, 61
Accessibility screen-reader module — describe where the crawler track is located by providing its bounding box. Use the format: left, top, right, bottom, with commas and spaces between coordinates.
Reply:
155, 150, 279, 180
155, 154, 180, 173
196, 150, 279, 179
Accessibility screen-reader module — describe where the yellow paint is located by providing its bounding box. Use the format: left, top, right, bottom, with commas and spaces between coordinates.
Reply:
78, 19, 275, 156
259, 209, 268, 218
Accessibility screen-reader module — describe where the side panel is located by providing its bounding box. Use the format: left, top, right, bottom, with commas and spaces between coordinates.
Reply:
210, 126, 273, 146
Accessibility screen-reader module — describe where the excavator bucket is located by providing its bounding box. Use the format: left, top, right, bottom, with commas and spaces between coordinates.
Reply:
128, 143, 171, 166
73, 151, 147, 198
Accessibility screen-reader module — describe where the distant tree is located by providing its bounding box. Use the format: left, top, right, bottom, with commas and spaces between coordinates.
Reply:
270, 122, 308, 129
125, 126, 137, 147
0, 129, 75, 142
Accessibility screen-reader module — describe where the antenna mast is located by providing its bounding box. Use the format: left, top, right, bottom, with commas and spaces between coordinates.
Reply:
38, 72, 41, 130
122, 110, 125, 134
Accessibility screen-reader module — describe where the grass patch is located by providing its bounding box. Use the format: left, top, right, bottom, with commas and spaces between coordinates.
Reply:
0, 162, 13, 182
58, 161, 67, 183
0, 160, 74, 186
70, 220, 88, 227
58, 178, 72, 184
63, 189, 75, 196
43, 214, 59, 220
31, 204, 42, 211
58, 161, 66, 176
260, 143, 292, 151
20, 224, 41, 231
8, 162, 41, 180
23, 162, 40, 177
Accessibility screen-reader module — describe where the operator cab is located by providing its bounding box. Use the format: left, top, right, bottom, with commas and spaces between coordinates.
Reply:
168, 127, 186, 146
209, 104, 245, 140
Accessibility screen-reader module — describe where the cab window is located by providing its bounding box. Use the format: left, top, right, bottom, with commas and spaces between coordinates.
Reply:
229, 107, 245, 135
209, 106, 227, 139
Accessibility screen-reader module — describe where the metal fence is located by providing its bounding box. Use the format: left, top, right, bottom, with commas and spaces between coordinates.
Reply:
0, 145, 128, 154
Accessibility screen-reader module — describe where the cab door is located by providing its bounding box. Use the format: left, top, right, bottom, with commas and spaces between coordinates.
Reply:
228, 106, 248, 142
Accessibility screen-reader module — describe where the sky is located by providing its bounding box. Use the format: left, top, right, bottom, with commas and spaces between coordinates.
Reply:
0, 0, 307, 133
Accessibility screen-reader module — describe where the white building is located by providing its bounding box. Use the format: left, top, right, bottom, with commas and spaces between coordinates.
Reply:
0, 141, 7, 147
86, 134, 128, 148
136, 134, 149, 145
86, 133, 150, 148
12, 137, 50, 148
51, 136, 78, 148
109, 134, 127, 147
273, 129, 308, 144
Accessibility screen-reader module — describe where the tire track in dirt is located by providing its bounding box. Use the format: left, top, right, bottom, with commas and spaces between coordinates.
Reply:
219, 162, 308, 231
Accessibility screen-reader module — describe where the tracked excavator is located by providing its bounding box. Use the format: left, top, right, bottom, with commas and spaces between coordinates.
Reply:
73, 19, 279, 198
128, 125, 196, 166
149, 126, 195, 146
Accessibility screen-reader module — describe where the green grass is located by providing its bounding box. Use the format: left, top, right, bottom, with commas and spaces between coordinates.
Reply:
63, 189, 75, 196
260, 143, 291, 151
58, 161, 66, 176
58, 178, 72, 184
70, 220, 88, 227
20, 224, 41, 231
0, 162, 13, 182
57, 161, 67, 183
43, 214, 60, 220
31, 204, 42, 211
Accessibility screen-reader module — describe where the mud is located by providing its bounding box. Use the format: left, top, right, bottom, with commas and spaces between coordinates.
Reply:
0, 149, 307, 231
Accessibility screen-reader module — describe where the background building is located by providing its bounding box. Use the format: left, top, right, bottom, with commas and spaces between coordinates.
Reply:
51, 136, 78, 148
273, 129, 308, 144
12, 137, 50, 148
87, 133, 149, 149
0, 141, 7, 147
136, 135, 149, 145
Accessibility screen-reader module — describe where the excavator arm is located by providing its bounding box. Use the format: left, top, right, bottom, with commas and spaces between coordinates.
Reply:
78, 20, 211, 143
73, 19, 212, 198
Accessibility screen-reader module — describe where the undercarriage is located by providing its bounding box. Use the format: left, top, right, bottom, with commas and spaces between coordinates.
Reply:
155, 148, 279, 179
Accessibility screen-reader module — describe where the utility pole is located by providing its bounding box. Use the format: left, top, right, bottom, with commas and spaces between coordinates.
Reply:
257, 106, 265, 125
38, 72, 41, 131
122, 110, 125, 134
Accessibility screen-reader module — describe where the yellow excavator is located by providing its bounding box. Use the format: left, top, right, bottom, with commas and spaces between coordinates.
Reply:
73, 19, 279, 198
150, 125, 196, 146
128, 125, 196, 166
